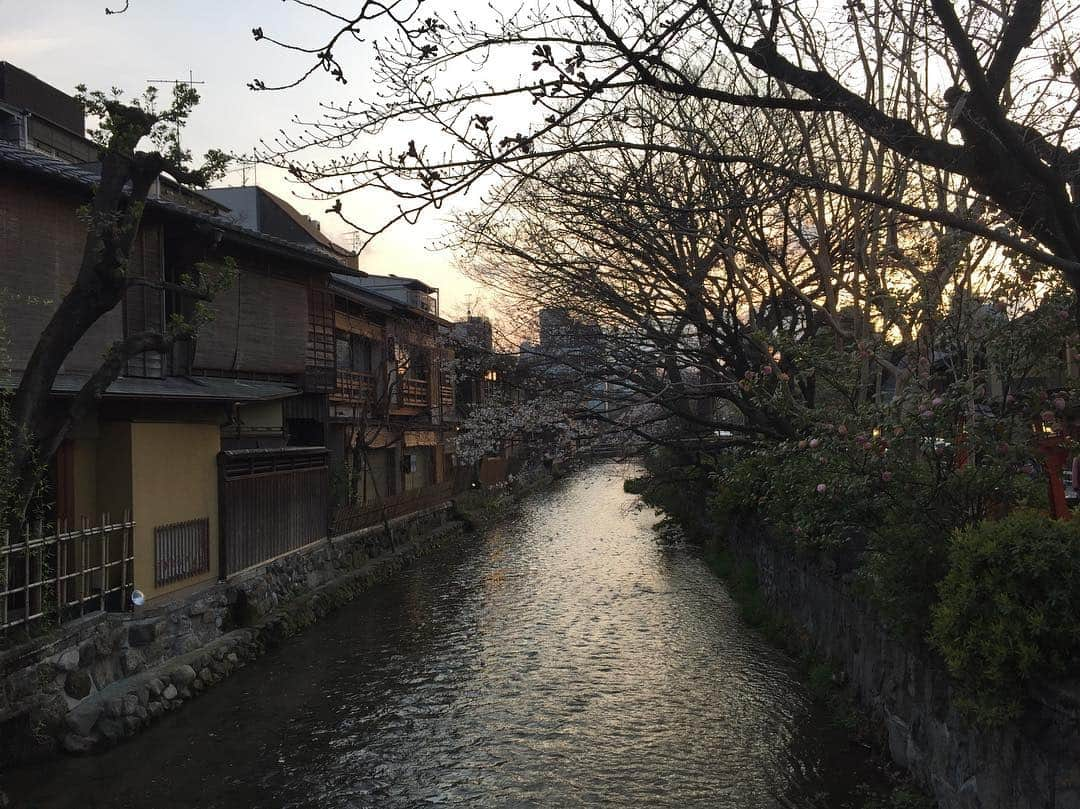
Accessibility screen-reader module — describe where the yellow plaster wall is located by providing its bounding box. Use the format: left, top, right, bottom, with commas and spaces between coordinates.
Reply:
95, 421, 133, 521
130, 422, 220, 600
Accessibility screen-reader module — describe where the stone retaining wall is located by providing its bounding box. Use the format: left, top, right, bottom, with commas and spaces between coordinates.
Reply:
727, 524, 1080, 809
0, 504, 462, 762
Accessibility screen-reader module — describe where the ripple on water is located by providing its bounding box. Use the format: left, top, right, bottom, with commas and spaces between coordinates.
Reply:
3, 462, 877, 809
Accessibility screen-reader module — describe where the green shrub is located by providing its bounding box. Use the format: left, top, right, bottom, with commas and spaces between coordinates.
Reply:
858, 521, 949, 640
930, 509, 1080, 724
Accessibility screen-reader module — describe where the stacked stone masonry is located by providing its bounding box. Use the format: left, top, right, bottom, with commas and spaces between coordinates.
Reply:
727, 524, 1080, 809
0, 504, 462, 761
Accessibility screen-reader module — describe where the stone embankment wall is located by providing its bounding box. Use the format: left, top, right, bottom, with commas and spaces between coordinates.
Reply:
0, 504, 461, 761
727, 525, 1080, 809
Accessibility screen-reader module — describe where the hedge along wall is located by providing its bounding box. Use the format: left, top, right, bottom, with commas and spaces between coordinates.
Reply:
726, 523, 1080, 809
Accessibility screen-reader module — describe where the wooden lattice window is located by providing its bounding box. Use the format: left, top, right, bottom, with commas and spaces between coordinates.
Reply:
154, 517, 210, 587
308, 288, 335, 370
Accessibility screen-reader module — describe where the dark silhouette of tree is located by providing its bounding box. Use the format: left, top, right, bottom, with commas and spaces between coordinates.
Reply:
5, 84, 229, 526
247, 0, 1080, 291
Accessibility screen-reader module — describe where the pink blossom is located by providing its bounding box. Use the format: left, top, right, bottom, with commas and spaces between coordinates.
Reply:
1055, 397, 1068, 411
1006, 394, 1016, 405
881, 471, 893, 482
931, 396, 944, 407
809, 438, 821, 449
816, 483, 827, 494
762, 365, 773, 376
920, 410, 934, 419
1060, 309, 1071, 320
1041, 410, 1056, 423
836, 425, 848, 436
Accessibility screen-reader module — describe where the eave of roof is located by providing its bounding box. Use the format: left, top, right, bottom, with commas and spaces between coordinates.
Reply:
0, 371, 300, 402
361, 274, 437, 293
329, 273, 396, 313
0, 141, 359, 275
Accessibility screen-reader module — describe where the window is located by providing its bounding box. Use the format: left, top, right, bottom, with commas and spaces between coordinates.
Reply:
335, 333, 351, 370
407, 347, 430, 380
350, 335, 373, 372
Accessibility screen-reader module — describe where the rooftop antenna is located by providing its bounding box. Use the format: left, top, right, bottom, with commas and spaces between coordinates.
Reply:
146, 70, 206, 156
236, 159, 258, 187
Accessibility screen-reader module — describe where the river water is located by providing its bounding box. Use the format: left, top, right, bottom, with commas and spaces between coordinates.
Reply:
3, 463, 884, 809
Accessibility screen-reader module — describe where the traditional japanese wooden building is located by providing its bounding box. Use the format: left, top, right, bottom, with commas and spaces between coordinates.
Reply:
0, 64, 460, 636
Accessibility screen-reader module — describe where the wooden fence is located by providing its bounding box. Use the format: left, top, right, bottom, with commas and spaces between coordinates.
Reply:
218, 447, 330, 577
1, 515, 135, 636
331, 480, 454, 535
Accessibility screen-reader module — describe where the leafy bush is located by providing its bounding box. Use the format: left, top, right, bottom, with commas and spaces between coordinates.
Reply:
931, 510, 1080, 724
858, 521, 950, 639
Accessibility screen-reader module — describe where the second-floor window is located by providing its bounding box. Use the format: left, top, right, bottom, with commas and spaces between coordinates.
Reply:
407, 347, 430, 380
336, 332, 374, 373
394, 341, 430, 381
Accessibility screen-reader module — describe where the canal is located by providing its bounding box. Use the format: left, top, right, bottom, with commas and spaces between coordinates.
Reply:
3, 463, 886, 808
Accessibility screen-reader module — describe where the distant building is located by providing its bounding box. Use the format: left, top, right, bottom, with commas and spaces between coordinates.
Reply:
538, 307, 601, 354
452, 315, 494, 352
0, 61, 98, 163
201, 186, 360, 269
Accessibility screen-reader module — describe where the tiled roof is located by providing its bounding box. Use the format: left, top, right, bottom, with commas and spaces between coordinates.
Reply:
0, 141, 356, 273
0, 371, 300, 401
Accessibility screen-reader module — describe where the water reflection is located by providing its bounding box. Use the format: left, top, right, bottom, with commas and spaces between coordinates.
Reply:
3, 463, 875, 808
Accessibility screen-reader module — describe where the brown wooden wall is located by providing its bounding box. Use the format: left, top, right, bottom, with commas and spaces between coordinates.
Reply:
0, 177, 124, 373
1, 174, 324, 384
218, 447, 329, 575
193, 260, 310, 376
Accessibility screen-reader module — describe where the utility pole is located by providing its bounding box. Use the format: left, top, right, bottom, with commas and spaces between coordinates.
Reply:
146, 70, 206, 154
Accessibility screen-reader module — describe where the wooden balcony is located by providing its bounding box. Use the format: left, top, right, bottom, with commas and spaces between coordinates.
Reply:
440, 384, 455, 408
334, 369, 376, 402
399, 378, 430, 408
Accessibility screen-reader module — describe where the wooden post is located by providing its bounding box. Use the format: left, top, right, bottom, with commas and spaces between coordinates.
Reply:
99, 513, 107, 614
1039, 436, 1071, 520
23, 523, 30, 627
1, 529, 7, 632
217, 452, 229, 581
120, 511, 129, 612
55, 521, 63, 626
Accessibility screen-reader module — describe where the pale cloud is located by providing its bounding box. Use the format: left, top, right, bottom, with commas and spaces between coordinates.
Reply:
0, 34, 70, 61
